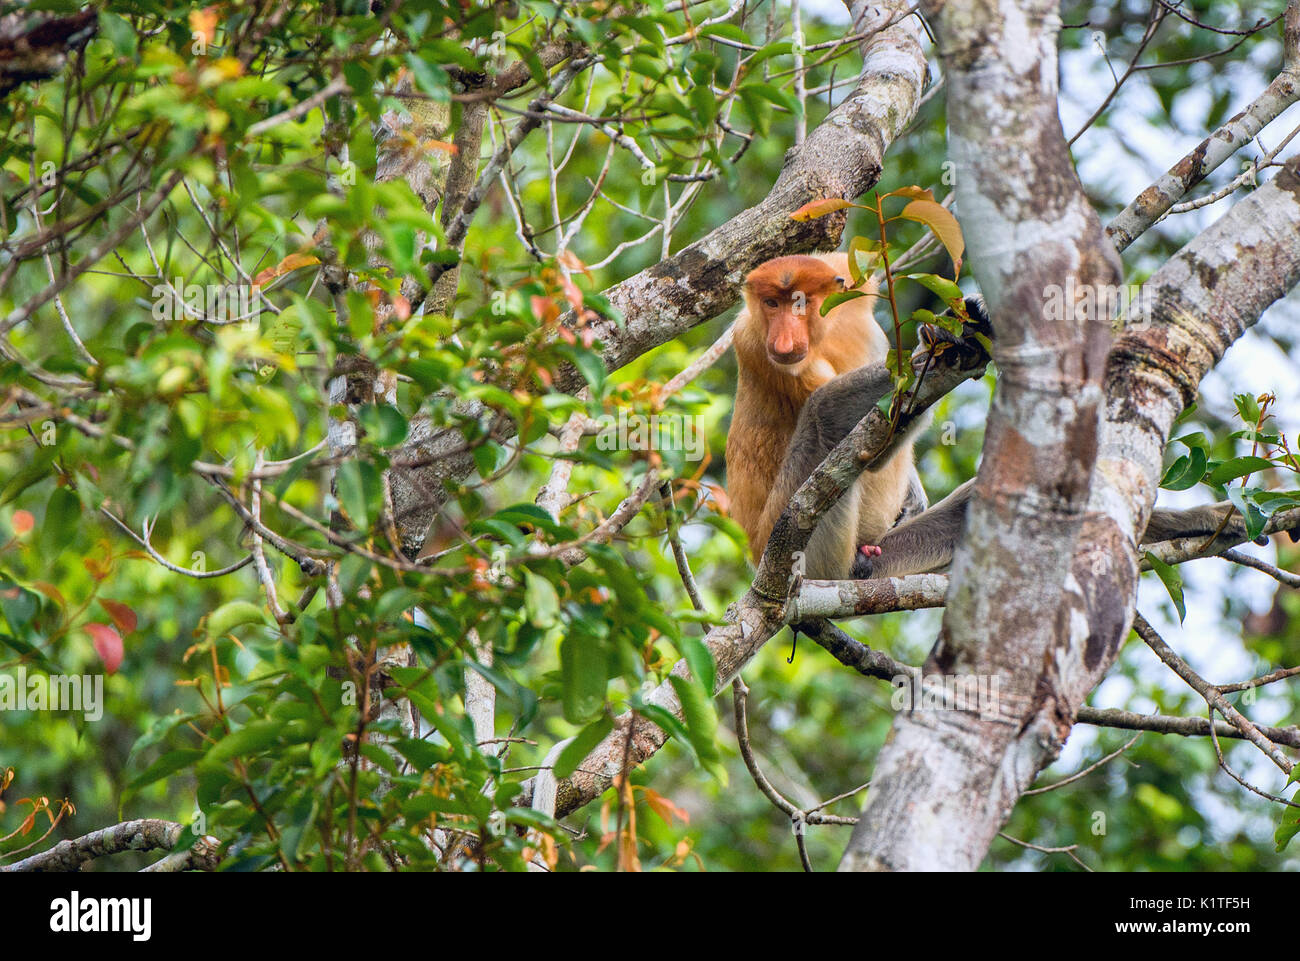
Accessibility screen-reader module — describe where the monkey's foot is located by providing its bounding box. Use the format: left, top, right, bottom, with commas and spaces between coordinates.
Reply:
851, 544, 881, 579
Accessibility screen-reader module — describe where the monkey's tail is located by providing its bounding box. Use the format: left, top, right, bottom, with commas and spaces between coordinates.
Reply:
1139, 500, 1287, 545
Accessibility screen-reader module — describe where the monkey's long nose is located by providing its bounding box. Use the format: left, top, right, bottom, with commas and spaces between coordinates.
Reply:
768, 345, 807, 365
767, 326, 807, 365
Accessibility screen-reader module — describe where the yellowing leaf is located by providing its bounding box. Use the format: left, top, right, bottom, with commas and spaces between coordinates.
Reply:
898, 200, 964, 276
190, 7, 219, 46
789, 198, 857, 221
642, 787, 690, 827
557, 249, 593, 281
846, 235, 880, 287
883, 185, 936, 203
253, 253, 320, 286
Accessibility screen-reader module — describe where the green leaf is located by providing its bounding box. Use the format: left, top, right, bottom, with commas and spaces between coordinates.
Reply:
1172, 431, 1209, 453
0, 581, 39, 631
335, 459, 383, 527
635, 704, 695, 761
669, 675, 721, 772
488, 503, 572, 539
1145, 552, 1186, 623
207, 721, 281, 763
279, 791, 319, 865
206, 600, 269, 637
744, 41, 794, 68
820, 290, 869, 316
472, 440, 507, 479
462, 659, 539, 730
39, 486, 81, 559
905, 272, 964, 306
99, 12, 138, 58
1275, 791, 1300, 851
554, 716, 614, 778
523, 570, 559, 628
678, 635, 716, 694
559, 632, 608, 723
0, 632, 58, 672
1160, 446, 1207, 491
1206, 456, 1273, 487
393, 737, 450, 771
125, 749, 205, 796
739, 81, 798, 114
359, 743, 399, 774
357, 404, 409, 448
1234, 393, 1261, 425
555, 344, 606, 393
405, 54, 450, 103
846, 235, 879, 287
1228, 487, 1267, 540
402, 690, 472, 763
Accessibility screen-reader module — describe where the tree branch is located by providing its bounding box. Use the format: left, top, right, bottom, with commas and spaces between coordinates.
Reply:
0, 819, 221, 873
1106, 0, 1300, 252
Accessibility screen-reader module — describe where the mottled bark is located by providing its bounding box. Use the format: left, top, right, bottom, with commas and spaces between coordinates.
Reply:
842, 151, 1300, 870
840, 0, 1120, 872
785, 573, 950, 620
0, 819, 220, 873
0, 8, 96, 98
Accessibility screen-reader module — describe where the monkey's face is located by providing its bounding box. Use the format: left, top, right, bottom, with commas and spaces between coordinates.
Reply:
744, 256, 846, 371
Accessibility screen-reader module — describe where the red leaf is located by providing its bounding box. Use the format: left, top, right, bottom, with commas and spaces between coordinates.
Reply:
32, 581, 66, 608
99, 599, 138, 635
10, 510, 33, 535
86, 623, 124, 675
642, 787, 690, 827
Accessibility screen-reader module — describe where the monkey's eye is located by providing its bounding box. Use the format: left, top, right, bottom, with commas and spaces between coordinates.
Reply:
833, 276, 846, 288
764, 298, 780, 308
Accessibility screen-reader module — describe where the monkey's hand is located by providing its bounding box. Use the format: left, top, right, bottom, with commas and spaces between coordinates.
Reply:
850, 544, 882, 579
916, 296, 992, 370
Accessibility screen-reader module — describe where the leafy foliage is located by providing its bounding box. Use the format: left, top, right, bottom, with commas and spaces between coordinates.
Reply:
0, 0, 1296, 872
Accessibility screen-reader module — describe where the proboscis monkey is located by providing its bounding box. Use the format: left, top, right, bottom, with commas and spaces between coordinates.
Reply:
726, 253, 1240, 581
725, 252, 926, 579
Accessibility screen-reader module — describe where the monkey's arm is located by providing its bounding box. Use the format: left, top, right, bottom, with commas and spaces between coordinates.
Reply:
897, 465, 929, 523
755, 363, 899, 578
